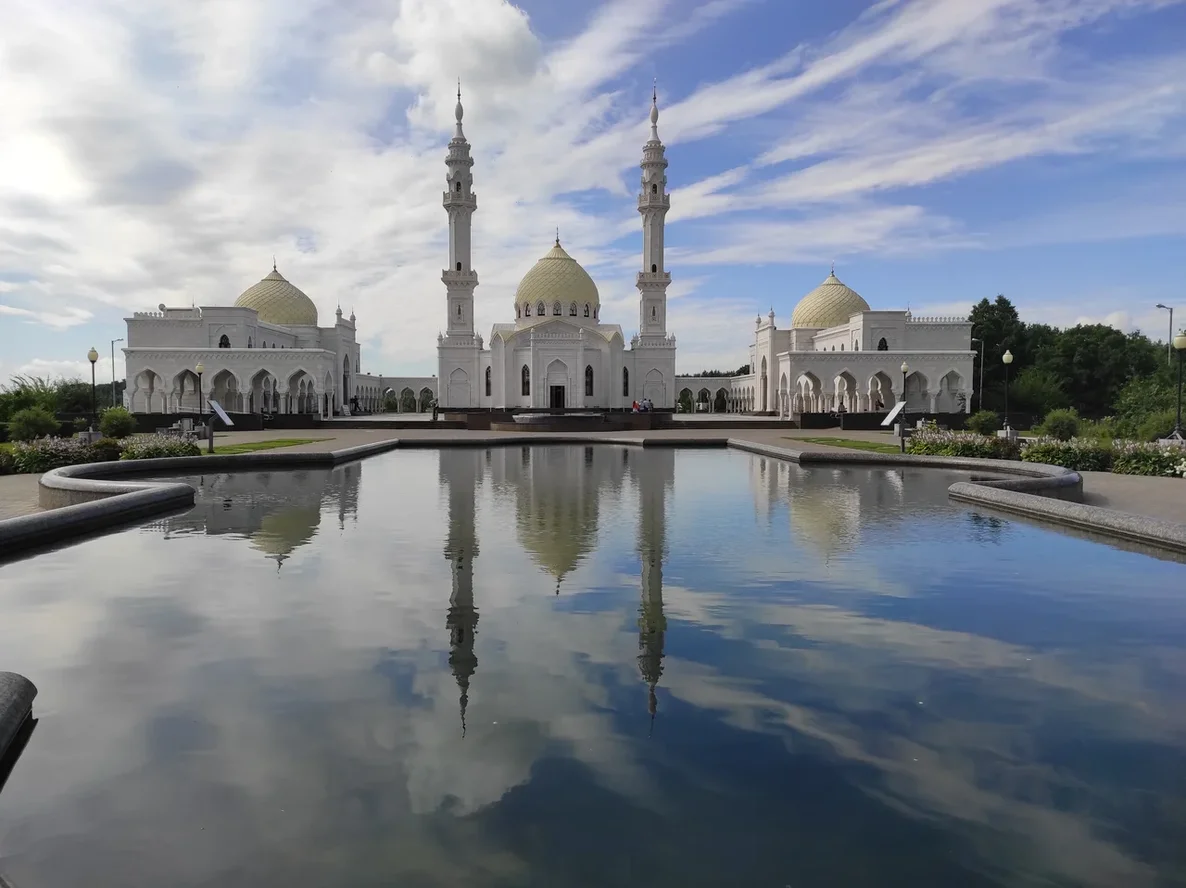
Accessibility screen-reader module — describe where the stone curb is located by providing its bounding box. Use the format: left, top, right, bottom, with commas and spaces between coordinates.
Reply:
2, 435, 1184, 559
0, 672, 37, 763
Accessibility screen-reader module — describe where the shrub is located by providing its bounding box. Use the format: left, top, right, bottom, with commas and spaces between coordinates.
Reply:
99, 406, 137, 439
0, 444, 13, 475
11, 437, 95, 473
72, 417, 89, 432
965, 410, 1001, 436
1022, 436, 1112, 472
1135, 409, 1177, 443
1111, 441, 1186, 477
8, 406, 60, 442
1034, 408, 1081, 441
89, 437, 125, 462
907, 427, 1021, 460
119, 434, 201, 460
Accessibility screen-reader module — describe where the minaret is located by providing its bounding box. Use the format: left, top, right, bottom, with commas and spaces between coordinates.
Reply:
636, 450, 673, 733
637, 83, 671, 339
442, 82, 478, 339
442, 450, 480, 737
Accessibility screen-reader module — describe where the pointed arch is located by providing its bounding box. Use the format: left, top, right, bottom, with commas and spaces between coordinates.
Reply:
218, 334, 231, 348
585, 364, 594, 397
521, 364, 531, 396
484, 365, 492, 397
877, 337, 889, 351
622, 366, 630, 397
569, 302, 578, 316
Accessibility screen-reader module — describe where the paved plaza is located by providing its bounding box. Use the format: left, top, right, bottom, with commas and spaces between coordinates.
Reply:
2, 427, 1184, 526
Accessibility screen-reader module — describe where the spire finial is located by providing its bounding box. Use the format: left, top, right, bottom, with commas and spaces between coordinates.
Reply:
555, 226, 560, 246
272, 255, 276, 272
457, 78, 461, 103
453, 79, 465, 136
830, 260, 835, 275
649, 79, 660, 131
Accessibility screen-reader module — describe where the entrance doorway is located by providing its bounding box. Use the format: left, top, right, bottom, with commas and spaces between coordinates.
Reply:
549, 385, 566, 409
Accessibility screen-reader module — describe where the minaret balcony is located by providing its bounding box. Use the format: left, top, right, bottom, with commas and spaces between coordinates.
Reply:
637, 194, 670, 210
442, 269, 480, 286
443, 192, 478, 209
636, 271, 671, 289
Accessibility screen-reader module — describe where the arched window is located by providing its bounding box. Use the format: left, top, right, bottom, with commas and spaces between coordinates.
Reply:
622, 367, 629, 397
521, 365, 530, 396
485, 366, 492, 397
456, 303, 462, 317
516, 304, 521, 319
261, 340, 266, 348
651, 263, 657, 273
524, 303, 531, 317
840, 344, 844, 351
455, 181, 461, 192
247, 337, 252, 348
537, 302, 545, 316
651, 183, 657, 194
456, 261, 462, 271
552, 301, 561, 316
651, 306, 657, 319
585, 364, 593, 396
218, 334, 230, 348
569, 302, 577, 316
593, 307, 598, 319
584, 303, 590, 317
877, 337, 888, 351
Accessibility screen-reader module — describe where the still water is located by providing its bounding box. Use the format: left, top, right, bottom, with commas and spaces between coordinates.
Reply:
1, 446, 1185, 887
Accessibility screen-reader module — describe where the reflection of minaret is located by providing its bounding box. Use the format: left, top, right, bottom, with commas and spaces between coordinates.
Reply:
636, 450, 674, 733
441, 451, 481, 737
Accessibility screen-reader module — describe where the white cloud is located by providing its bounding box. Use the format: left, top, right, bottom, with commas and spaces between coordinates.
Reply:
0, 0, 1183, 376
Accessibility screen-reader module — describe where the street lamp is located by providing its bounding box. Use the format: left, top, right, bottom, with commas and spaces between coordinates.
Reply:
195, 361, 205, 420
110, 338, 124, 409
87, 347, 99, 429
1171, 331, 1186, 440
1002, 349, 1014, 432
971, 337, 985, 412
1156, 304, 1173, 366
900, 361, 909, 453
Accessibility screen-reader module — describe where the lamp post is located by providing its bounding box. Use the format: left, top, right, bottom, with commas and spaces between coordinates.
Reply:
900, 361, 909, 453
971, 337, 985, 412
195, 361, 205, 420
87, 347, 99, 430
1156, 304, 1173, 366
1172, 331, 1186, 440
110, 337, 124, 409
1002, 349, 1014, 432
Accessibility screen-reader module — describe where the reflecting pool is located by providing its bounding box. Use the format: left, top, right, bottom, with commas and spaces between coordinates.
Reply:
1, 446, 1185, 887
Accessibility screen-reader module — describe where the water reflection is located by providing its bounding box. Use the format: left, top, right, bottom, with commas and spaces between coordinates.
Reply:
0, 447, 1183, 887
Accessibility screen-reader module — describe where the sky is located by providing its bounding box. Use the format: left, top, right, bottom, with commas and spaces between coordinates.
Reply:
1, 0, 1185, 385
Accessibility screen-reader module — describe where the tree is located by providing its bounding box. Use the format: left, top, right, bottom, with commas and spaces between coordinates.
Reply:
1010, 367, 1070, 416
1031, 325, 1161, 417
969, 295, 1025, 411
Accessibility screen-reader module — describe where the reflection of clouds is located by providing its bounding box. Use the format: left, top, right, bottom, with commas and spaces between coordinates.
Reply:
0, 447, 1183, 886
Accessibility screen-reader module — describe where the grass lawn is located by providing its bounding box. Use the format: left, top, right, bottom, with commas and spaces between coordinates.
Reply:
206, 438, 327, 455
792, 436, 903, 454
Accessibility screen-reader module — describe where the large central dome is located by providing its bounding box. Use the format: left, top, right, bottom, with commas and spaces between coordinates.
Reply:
235, 266, 319, 327
514, 239, 600, 317
790, 271, 870, 329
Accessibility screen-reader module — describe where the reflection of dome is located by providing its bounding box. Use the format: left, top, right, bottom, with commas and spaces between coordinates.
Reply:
516, 495, 599, 581
790, 271, 870, 329
249, 506, 321, 560
234, 266, 319, 326
788, 486, 862, 555
514, 240, 600, 315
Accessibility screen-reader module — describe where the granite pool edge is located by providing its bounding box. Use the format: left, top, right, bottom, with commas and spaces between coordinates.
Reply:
4, 434, 1185, 557
727, 439, 1186, 555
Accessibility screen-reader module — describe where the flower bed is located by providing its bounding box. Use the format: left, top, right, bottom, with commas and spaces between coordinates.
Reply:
1021, 437, 1113, 472
906, 427, 1021, 460
1110, 440, 1186, 477
5, 433, 199, 474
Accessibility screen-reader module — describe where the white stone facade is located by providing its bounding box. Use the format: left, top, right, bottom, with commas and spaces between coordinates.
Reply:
437, 88, 677, 410
677, 274, 975, 416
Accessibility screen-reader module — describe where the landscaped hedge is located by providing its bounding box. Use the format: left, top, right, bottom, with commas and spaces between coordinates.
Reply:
1021, 437, 1113, 472
6, 433, 200, 474
907, 427, 1022, 460
1111, 441, 1186, 477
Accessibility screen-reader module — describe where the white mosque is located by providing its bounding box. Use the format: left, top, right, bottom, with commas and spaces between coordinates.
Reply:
122, 85, 973, 420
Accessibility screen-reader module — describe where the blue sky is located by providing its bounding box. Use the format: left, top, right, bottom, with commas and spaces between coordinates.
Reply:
1, 0, 1184, 383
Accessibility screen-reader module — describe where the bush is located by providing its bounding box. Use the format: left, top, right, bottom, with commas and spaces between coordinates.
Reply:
119, 434, 201, 460
1135, 409, 1177, 442
72, 417, 89, 432
8, 406, 61, 442
0, 444, 13, 475
10, 437, 96, 473
1034, 408, 1081, 441
89, 437, 125, 462
965, 410, 1001, 436
907, 427, 1021, 460
1111, 441, 1186, 477
1022, 436, 1112, 471
99, 406, 137, 439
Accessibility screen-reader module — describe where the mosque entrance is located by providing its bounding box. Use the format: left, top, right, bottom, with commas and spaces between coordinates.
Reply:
549, 385, 566, 409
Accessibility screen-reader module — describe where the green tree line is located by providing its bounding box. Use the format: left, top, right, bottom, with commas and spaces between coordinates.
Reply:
0, 375, 127, 423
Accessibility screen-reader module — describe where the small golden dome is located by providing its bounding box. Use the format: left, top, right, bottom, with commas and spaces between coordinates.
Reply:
790, 271, 870, 329
234, 267, 319, 327
514, 240, 600, 316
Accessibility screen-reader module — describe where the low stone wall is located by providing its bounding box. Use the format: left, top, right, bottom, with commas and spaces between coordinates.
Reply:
0, 672, 37, 763
2, 435, 1185, 560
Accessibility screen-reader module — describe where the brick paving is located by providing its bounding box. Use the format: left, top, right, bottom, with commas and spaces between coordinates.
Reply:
1, 427, 1183, 526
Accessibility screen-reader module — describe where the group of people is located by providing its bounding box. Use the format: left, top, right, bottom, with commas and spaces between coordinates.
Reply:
631, 398, 654, 413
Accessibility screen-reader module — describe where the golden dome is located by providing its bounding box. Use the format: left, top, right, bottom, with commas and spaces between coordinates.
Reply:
514, 240, 600, 316
790, 271, 870, 329
235, 266, 319, 326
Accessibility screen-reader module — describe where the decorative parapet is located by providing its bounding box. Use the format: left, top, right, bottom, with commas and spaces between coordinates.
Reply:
441, 269, 479, 286
906, 316, 969, 324
636, 271, 672, 289
132, 308, 202, 319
